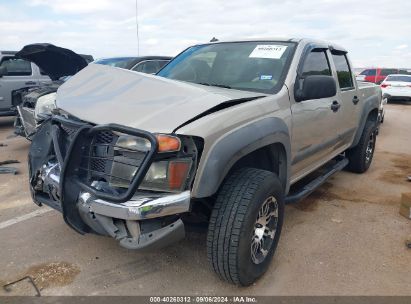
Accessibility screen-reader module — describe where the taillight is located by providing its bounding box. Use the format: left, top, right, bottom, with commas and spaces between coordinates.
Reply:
381, 84, 390, 88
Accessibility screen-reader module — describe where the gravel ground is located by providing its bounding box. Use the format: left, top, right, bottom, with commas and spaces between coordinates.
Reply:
0, 102, 410, 296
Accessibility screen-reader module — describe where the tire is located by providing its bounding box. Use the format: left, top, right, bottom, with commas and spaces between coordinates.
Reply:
346, 120, 377, 173
207, 168, 284, 286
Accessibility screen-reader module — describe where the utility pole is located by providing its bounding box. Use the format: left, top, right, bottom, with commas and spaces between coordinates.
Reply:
135, 0, 140, 56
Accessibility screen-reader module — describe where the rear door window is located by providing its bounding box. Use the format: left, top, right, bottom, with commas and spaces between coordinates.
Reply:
157, 60, 169, 70
360, 69, 376, 76
0, 57, 32, 76
133, 60, 162, 74
380, 69, 397, 76
331, 53, 354, 89
301, 50, 331, 76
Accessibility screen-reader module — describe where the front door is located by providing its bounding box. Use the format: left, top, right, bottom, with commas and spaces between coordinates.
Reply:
290, 48, 341, 181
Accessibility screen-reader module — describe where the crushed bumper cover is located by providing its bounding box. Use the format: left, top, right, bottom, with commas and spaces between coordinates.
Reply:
78, 193, 187, 250
33, 161, 190, 250
78, 191, 189, 249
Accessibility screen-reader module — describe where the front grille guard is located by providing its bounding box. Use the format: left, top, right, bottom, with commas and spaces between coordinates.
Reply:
52, 116, 158, 204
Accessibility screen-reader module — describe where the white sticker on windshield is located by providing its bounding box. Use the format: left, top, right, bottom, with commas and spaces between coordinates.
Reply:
260, 75, 273, 80
249, 45, 288, 59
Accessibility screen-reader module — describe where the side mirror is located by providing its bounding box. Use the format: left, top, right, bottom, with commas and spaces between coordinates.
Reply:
295, 75, 337, 102
0, 65, 7, 77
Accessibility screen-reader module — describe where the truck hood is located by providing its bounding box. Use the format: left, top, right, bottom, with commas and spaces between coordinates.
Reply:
56, 64, 266, 133
16, 43, 88, 81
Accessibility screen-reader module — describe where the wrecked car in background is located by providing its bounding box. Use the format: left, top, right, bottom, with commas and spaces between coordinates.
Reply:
28, 38, 381, 286
14, 50, 171, 140
0, 50, 53, 117
13, 43, 93, 139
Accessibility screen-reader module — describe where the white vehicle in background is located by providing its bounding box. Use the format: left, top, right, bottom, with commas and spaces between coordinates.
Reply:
381, 74, 411, 102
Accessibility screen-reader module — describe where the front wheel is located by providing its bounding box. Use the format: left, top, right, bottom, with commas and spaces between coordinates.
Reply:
346, 120, 377, 173
207, 168, 284, 286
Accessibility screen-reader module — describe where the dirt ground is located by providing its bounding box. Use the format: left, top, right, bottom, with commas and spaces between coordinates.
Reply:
0, 103, 410, 296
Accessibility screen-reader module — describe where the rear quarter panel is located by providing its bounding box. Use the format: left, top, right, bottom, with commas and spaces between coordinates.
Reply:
351, 81, 381, 147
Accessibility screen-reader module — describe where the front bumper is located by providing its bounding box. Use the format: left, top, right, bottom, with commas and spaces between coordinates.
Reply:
0, 109, 16, 117
34, 161, 190, 250
77, 190, 188, 250
80, 191, 191, 221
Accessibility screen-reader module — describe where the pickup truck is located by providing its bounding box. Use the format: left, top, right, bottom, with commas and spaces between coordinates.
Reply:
28, 38, 381, 286
0, 50, 51, 116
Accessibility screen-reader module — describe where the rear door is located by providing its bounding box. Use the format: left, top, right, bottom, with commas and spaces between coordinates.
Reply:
0, 56, 39, 110
291, 48, 341, 180
330, 51, 358, 147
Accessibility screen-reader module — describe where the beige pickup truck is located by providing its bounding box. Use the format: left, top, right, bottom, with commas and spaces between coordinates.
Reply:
28, 38, 381, 285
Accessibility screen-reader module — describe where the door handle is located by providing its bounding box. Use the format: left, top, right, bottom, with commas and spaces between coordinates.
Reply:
25, 81, 36, 85
331, 100, 341, 112
352, 96, 360, 105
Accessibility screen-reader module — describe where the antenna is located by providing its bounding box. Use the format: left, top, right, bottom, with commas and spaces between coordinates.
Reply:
135, 0, 140, 56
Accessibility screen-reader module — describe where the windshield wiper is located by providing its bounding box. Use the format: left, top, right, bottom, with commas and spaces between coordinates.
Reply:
197, 82, 232, 89
210, 83, 232, 89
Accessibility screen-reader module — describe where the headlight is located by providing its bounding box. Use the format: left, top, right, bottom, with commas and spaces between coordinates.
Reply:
108, 134, 191, 192
139, 158, 192, 192
116, 135, 152, 152
110, 158, 192, 192
114, 133, 181, 153
34, 92, 57, 120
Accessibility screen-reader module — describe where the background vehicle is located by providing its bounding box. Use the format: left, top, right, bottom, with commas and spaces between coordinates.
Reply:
93, 56, 171, 74
12, 43, 93, 139
356, 68, 410, 84
28, 38, 381, 286
0, 50, 51, 116
381, 74, 411, 103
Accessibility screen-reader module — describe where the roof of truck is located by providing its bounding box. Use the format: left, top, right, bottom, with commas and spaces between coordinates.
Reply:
201, 37, 348, 53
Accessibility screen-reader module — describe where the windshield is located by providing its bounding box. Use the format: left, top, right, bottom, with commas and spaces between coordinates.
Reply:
93, 57, 137, 69
386, 75, 411, 82
158, 41, 296, 94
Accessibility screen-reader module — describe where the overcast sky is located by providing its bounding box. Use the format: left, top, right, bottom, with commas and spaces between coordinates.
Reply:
1, 0, 410, 68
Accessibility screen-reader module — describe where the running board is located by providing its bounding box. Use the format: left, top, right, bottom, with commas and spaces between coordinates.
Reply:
285, 157, 349, 204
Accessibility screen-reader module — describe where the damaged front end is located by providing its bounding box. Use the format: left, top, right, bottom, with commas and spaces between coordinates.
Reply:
29, 115, 201, 250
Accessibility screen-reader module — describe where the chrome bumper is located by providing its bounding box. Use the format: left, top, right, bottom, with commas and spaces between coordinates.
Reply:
39, 161, 191, 220
78, 191, 191, 220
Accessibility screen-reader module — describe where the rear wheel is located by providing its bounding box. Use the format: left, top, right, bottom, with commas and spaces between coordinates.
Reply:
346, 120, 377, 173
207, 168, 284, 286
